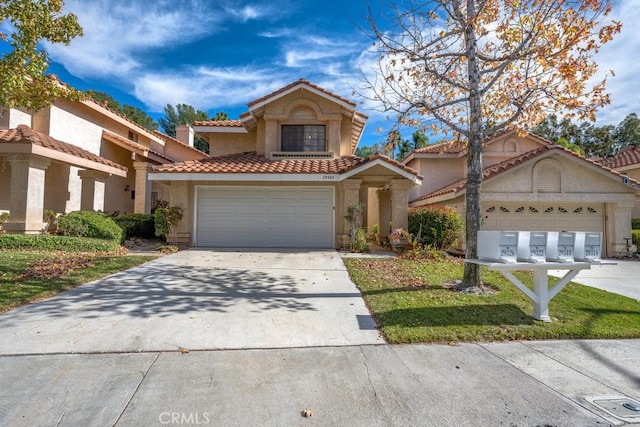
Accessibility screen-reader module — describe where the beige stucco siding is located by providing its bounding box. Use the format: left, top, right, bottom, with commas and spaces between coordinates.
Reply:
408, 157, 465, 200
207, 132, 256, 157
482, 155, 636, 197
1, 108, 32, 129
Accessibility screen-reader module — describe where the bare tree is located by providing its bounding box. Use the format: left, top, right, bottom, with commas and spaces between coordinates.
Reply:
360, 0, 620, 288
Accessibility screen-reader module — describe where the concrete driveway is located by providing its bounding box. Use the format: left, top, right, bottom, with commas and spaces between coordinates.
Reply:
549, 260, 640, 301
0, 249, 383, 355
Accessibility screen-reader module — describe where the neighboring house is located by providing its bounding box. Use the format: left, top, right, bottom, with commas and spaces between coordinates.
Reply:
149, 79, 422, 248
597, 146, 640, 218
0, 82, 207, 233
403, 131, 640, 256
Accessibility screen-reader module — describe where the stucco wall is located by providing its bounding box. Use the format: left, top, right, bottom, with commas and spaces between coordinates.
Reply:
1, 108, 32, 129
101, 143, 135, 214
43, 162, 71, 214
408, 157, 465, 200
625, 168, 640, 218
0, 159, 10, 211
206, 132, 256, 156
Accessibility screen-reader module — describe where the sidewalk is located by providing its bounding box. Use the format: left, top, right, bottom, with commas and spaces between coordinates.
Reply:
2, 340, 639, 426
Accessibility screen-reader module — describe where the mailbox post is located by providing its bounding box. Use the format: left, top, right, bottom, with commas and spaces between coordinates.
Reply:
469, 230, 612, 322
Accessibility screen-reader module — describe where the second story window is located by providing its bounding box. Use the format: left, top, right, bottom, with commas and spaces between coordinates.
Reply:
128, 131, 139, 142
281, 125, 326, 152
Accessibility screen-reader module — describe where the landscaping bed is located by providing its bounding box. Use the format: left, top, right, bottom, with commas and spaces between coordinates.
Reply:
344, 256, 640, 343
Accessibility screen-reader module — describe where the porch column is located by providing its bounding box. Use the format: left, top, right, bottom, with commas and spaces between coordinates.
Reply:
367, 187, 380, 239
78, 170, 110, 212
606, 199, 636, 256
168, 181, 191, 246
377, 189, 391, 239
133, 161, 152, 214
390, 179, 413, 231
341, 179, 362, 235
5, 153, 50, 233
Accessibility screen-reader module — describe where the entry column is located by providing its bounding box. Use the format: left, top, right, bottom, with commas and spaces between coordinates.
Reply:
4, 154, 50, 233
390, 179, 413, 231
133, 161, 152, 214
78, 170, 110, 212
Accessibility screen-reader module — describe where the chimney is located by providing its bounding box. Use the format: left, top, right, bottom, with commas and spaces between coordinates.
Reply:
176, 124, 195, 147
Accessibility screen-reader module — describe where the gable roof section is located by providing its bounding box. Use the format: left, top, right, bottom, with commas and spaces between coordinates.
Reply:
405, 130, 553, 162
0, 125, 127, 177
151, 151, 420, 182
248, 79, 357, 110
597, 146, 640, 170
192, 79, 368, 154
411, 145, 640, 203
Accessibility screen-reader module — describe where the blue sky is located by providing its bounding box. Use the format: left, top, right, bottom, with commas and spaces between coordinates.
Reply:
20, 0, 640, 147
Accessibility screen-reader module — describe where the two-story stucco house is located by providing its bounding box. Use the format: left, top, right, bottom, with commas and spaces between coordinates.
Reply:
403, 131, 640, 256
0, 82, 207, 233
149, 79, 422, 248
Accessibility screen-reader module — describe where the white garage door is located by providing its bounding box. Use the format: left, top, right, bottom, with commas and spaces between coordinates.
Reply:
196, 186, 334, 248
481, 203, 603, 232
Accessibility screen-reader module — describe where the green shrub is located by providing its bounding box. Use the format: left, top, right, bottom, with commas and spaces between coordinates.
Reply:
633, 230, 640, 251
154, 206, 184, 243
0, 212, 9, 233
0, 234, 121, 252
408, 206, 464, 250
114, 213, 155, 239
632, 218, 640, 230
57, 211, 124, 243
154, 208, 169, 239
352, 228, 369, 252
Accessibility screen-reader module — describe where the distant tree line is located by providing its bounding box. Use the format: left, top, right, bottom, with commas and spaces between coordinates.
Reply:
533, 113, 640, 158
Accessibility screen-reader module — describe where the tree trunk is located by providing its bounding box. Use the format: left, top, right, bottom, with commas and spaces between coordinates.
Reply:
460, 0, 483, 288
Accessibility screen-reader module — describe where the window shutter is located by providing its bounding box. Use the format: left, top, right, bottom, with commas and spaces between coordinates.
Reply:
536, 163, 561, 193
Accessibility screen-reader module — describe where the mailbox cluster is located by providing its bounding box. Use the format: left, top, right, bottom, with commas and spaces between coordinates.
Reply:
477, 231, 602, 264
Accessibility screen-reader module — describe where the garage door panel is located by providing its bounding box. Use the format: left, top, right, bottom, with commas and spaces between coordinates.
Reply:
197, 187, 334, 247
482, 204, 602, 233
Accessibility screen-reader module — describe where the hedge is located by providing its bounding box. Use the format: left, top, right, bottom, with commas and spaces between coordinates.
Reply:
57, 211, 124, 243
408, 206, 464, 250
632, 218, 640, 230
633, 230, 640, 251
113, 213, 155, 239
0, 234, 121, 252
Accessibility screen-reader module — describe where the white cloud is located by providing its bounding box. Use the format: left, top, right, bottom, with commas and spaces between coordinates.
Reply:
132, 66, 288, 112
45, 0, 227, 78
590, 0, 640, 125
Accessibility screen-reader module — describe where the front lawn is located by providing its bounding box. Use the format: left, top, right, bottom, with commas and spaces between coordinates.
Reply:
0, 251, 156, 313
344, 257, 640, 343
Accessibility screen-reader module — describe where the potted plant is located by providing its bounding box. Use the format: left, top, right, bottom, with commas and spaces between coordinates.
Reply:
390, 228, 409, 252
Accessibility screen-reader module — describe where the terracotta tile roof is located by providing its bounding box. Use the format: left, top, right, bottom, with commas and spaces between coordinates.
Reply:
248, 78, 356, 108
192, 120, 243, 127
0, 125, 126, 172
413, 139, 466, 154
597, 146, 640, 169
411, 145, 639, 203
152, 151, 420, 177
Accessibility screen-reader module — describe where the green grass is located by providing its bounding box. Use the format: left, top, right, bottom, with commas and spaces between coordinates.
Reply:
0, 251, 156, 313
344, 258, 640, 343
